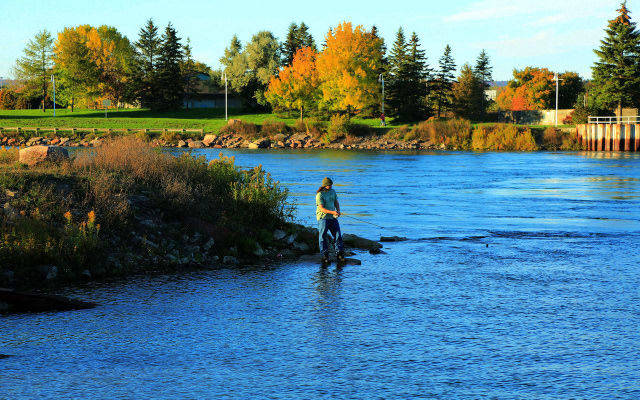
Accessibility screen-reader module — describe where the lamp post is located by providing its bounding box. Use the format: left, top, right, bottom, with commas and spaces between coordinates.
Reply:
51, 74, 56, 117
221, 71, 228, 121
554, 73, 563, 126
378, 73, 385, 116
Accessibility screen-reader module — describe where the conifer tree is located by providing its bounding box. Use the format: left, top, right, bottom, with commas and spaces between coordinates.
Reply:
13, 30, 54, 111
386, 28, 409, 119
433, 44, 456, 118
452, 63, 484, 120
182, 38, 198, 109
133, 19, 162, 108
592, 1, 640, 114
406, 32, 430, 120
156, 23, 184, 110
474, 49, 492, 117
282, 22, 316, 65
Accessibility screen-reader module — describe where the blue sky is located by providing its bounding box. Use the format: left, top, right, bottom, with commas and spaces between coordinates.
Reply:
0, 0, 628, 81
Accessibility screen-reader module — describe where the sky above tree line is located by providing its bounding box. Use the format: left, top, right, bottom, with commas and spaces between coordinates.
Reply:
0, 0, 624, 81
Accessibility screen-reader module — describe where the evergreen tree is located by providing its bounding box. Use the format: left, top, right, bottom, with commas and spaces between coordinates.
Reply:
592, 1, 640, 114
133, 19, 162, 108
282, 23, 300, 66
386, 28, 409, 119
297, 22, 316, 50
474, 49, 493, 118
282, 22, 316, 65
156, 23, 184, 110
181, 38, 198, 109
452, 63, 484, 120
405, 32, 430, 120
13, 30, 54, 112
433, 44, 456, 118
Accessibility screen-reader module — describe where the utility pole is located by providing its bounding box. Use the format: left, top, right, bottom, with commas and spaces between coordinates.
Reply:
554, 73, 563, 126
221, 71, 228, 121
378, 73, 385, 116
51, 74, 56, 117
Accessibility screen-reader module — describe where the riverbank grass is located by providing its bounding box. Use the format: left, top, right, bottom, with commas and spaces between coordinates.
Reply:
0, 137, 293, 288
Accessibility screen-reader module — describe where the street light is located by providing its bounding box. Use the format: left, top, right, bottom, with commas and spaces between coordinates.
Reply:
221, 71, 228, 121
554, 73, 563, 126
51, 74, 56, 117
378, 73, 385, 125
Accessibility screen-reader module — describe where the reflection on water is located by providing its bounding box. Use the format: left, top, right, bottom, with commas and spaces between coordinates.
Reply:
2, 150, 640, 399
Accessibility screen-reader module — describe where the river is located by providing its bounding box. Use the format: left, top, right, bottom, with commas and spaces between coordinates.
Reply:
2, 150, 640, 399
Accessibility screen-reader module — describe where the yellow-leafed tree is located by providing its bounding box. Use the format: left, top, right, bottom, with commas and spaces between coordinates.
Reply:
266, 47, 319, 121
316, 22, 384, 118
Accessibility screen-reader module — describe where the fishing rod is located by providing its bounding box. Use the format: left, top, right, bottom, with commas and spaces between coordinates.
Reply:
340, 213, 386, 229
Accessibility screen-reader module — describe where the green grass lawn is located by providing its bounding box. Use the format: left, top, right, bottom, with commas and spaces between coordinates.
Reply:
0, 108, 399, 133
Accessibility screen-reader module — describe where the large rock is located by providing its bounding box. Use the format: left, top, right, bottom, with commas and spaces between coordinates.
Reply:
18, 146, 69, 166
248, 138, 271, 149
342, 234, 383, 250
188, 140, 204, 148
0, 288, 96, 313
203, 134, 218, 146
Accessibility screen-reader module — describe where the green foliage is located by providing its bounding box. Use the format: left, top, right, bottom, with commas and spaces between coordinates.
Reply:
452, 64, 485, 121
325, 114, 350, 142
156, 23, 184, 110
592, 1, 640, 112
0, 137, 290, 284
13, 30, 54, 112
282, 22, 316, 65
432, 44, 456, 118
221, 31, 281, 109
387, 29, 430, 121
472, 124, 538, 151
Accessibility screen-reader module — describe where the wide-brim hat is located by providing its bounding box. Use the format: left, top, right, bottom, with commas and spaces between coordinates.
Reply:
322, 177, 333, 186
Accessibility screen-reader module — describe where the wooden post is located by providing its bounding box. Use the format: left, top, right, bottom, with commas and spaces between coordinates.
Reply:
604, 125, 611, 151
634, 124, 640, 152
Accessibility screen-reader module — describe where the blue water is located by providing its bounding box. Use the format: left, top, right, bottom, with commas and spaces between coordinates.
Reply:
2, 150, 640, 399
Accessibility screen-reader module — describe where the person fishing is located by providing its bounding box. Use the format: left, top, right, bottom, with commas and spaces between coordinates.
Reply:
316, 177, 345, 264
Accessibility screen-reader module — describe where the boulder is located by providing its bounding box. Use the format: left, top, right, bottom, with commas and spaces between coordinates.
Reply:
0, 288, 96, 313
18, 146, 69, 166
249, 138, 270, 149
222, 256, 239, 265
292, 241, 310, 253
342, 234, 383, 250
188, 140, 204, 148
177, 140, 187, 148
273, 229, 287, 241
203, 134, 218, 146
380, 236, 408, 242
228, 119, 242, 125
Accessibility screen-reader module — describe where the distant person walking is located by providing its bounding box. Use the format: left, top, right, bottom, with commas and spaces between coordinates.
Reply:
316, 177, 345, 263
380, 113, 386, 127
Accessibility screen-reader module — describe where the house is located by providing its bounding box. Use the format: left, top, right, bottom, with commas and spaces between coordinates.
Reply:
484, 80, 508, 101
183, 73, 242, 109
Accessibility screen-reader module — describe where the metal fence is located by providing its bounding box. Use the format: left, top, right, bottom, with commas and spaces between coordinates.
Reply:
588, 116, 640, 124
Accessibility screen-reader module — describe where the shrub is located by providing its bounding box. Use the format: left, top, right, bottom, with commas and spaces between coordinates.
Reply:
410, 119, 472, 149
261, 120, 290, 137
219, 120, 260, 140
348, 123, 374, 137
386, 125, 412, 140
0, 88, 17, 110
160, 130, 181, 144
327, 114, 350, 141
294, 119, 326, 139
0, 146, 18, 165
541, 127, 562, 150
0, 137, 291, 285
135, 130, 152, 142
541, 127, 582, 151
472, 124, 538, 151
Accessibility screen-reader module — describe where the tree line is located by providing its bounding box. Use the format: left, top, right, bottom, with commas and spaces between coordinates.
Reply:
2, 2, 639, 123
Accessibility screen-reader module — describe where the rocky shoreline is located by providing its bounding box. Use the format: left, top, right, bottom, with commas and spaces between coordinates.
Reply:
1, 132, 446, 151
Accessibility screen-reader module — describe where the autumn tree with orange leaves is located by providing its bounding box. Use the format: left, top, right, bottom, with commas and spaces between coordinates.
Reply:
316, 22, 384, 118
266, 47, 319, 121
497, 67, 584, 111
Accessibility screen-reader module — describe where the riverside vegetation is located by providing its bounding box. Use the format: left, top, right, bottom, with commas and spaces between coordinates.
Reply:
1, 110, 582, 151
0, 137, 320, 289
